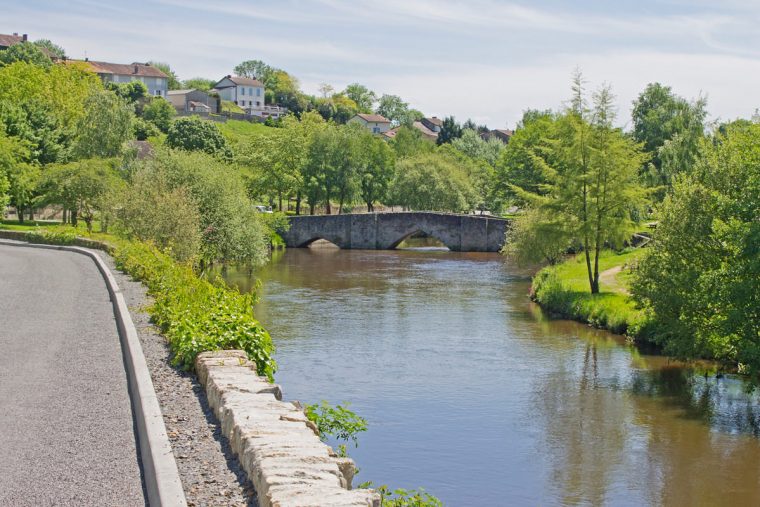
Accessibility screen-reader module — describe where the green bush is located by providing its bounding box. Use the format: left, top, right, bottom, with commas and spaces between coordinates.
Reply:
23, 229, 77, 245
113, 240, 276, 378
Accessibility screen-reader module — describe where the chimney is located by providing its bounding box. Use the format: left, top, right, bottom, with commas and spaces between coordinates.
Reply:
134, 65, 139, 74
84, 57, 89, 62
13, 32, 18, 36
22, 34, 28, 41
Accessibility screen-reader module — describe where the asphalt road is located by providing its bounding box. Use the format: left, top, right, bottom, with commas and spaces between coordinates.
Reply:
0, 243, 146, 506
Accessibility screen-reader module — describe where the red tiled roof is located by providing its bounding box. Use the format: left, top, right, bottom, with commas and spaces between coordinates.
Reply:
214, 75, 264, 88
355, 113, 391, 123
424, 116, 443, 126
0, 33, 23, 47
81, 60, 169, 78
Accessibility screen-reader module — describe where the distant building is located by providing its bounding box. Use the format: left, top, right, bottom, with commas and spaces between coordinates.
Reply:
0, 32, 27, 50
349, 113, 392, 134
211, 75, 286, 119
213, 75, 265, 109
383, 121, 438, 141
480, 129, 513, 144
419, 116, 443, 134
167, 89, 219, 114
78, 60, 169, 97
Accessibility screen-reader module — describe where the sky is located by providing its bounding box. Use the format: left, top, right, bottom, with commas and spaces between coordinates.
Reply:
4, 0, 760, 129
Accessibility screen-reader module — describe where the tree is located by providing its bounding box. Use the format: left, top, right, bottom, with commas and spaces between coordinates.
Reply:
149, 149, 270, 266
436, 116, 463, 145
116, 164, 202, 262
0, 42, 52, 68
508, 74, 648, 293
0, 128, 29, 212
183, 77, 216, 91
141, 97, 175, 133
41, 158, 122, 232
6, 163, 40, 223
451, 128, 504, 166
389, 152, 477, 212
344, 83, 376, 113
631, 123, 760, 380
0, 61, 102, 164
73, 90, 134, 159
493, 110, 557, 206
389, 125, 434, 159
357, 131, 395, 211
303, 124, 362, 214
148, 61, 181, 90
106, 81, 148, 103
166, 116, 229, 158
376, 94, 410, 126
33, 39, 66, 59
132, 117, 159, 141
234, 60, 275, 85
631, 82, 707, 188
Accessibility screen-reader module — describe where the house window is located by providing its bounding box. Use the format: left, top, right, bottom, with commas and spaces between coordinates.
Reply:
256, 88, 261, 96
373, 127, 380, 133
249, 87, 253, 95
241, 87, 245, 95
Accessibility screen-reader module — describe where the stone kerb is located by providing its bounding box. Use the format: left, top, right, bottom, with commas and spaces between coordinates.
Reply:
195, 351, 381, 507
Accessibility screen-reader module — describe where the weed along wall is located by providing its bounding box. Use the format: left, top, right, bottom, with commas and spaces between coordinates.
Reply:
196, 351, 380, 507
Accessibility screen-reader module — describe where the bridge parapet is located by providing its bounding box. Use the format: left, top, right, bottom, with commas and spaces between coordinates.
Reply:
281, 212, 510, 252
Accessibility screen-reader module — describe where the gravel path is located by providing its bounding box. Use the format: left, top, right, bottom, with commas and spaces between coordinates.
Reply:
95, 251, 258, 507
0, 244, 145, 507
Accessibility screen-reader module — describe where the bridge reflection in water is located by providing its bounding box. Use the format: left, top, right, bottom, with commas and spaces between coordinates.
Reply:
281, 212, 510, 252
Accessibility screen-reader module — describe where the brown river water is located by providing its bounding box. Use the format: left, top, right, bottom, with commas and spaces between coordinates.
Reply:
220, 246, 760, 506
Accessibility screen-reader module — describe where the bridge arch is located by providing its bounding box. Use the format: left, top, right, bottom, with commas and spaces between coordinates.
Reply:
297, 236, 344, 248
388, 229, 453, 250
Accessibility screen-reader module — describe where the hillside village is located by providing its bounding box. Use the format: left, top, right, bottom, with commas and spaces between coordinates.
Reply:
0, 31, 512, 143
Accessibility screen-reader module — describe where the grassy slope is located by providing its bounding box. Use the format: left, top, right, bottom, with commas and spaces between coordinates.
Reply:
218, 120, 272, 146
531, 249, 651, 338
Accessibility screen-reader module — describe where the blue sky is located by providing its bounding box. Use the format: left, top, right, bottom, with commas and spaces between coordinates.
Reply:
4, 0, 760, 128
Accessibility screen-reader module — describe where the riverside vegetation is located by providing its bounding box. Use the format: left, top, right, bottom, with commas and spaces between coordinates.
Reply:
2, 37, 759, 501
506, 74, 759, 385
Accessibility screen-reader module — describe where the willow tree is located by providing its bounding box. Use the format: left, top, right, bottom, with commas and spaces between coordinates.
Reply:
508, 74, 648, 293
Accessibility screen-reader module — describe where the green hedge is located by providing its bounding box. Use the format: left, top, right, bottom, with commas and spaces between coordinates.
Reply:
113, 241, 276, 379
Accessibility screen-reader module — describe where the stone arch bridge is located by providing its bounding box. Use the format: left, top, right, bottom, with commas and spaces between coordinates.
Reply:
281, 212, 510, 252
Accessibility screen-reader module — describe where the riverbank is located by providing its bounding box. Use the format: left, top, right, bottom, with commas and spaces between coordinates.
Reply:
530, 249, 653, 340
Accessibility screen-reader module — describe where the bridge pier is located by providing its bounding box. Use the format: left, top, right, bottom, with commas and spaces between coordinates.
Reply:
281, 212, 510, 252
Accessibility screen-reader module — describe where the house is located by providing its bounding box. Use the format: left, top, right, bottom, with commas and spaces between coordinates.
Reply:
211, 75, 287, 119
167, 89, 219, 114
213, 75, 265, 109
0, 32, 56, 58
349, 113, 392, 134
480, 129, 513, 144
78, 60, 169, 97
0, 32, 27, 50
420, 116, 443, 134
382, 121, 438, 141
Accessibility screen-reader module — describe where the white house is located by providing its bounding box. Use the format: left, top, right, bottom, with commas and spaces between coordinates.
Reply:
348, 114, 392, 134
81, 60, 169, 97
212, 75, 265, 109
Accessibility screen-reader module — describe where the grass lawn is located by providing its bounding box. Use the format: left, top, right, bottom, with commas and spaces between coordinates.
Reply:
532, 248, 651, 338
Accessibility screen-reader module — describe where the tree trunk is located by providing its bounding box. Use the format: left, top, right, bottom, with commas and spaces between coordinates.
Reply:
71, 209, 78, 227
278, 192, 283, 212
309, 202, 315, 215
17, 205, 24, 224
296, 192, 302, 215
28, 207, 34, 221
62, 208, 67, 224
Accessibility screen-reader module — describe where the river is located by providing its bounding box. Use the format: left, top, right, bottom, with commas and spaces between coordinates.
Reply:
221, 247, 760, 506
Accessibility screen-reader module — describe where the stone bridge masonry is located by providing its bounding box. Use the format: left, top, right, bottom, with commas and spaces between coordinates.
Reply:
281, 212, 510, 252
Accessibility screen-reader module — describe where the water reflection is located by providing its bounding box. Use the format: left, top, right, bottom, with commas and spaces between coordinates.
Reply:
219, 249, 760, 506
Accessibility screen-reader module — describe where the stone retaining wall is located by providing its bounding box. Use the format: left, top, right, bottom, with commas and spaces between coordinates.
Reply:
195, 351, 380, 507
